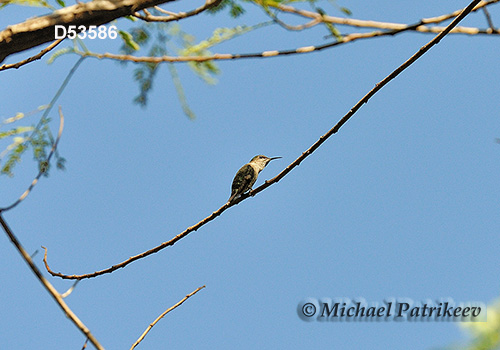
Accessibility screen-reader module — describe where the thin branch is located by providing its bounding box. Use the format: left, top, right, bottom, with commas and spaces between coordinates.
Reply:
267, 0, 499, 32
72, 3, 499, 66
134, 0, 222, 22
0, 38, 63, 71
0, 107, 65, 213
61, 280, 80, 298
249, 0, 484, 198
130, 286, 206, 350
272, 18, 320, 31
259, 0, 500, 36
153, 6, 178, 15
0, 214, 103, 350
265, 6, 321, 32
44, 200, 235, 279
422, 0, 499, 24
166, 62, 196, 119
1, 58, 83, 211
483, 7, 496, 29
44, 0, 480, 280
67, 27, 427, 64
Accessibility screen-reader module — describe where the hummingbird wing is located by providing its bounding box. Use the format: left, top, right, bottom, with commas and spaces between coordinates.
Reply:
229, 164, 256, 201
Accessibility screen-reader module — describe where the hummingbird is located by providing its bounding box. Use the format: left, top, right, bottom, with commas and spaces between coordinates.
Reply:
228, 155, 281, 203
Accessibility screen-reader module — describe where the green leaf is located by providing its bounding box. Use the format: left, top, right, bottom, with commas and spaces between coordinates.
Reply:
1, 143, 27, 177
47, 47, 74, 64
178, 25, 254, 83
124, 15, 138, 21
39, 160, 49, 175
0, 0, 51, 8
2, 112, 25, 125
229, 3, 244, 17
0, 126, 34, 139
56, 157, 66, 170
315, 7, 342, 41
119, 30, 140, 51
207, 0, 245, 17
340, 7, 352, 16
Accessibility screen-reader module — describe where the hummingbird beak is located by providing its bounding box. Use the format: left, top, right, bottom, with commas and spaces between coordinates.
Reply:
269, 156, 282, 161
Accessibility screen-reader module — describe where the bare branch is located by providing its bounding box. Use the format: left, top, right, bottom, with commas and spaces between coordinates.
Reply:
0, 0, 178, 63
263, 6, 321, 32
0, 107, 65, 213
1, 0, 497, 64
153, 6, 178, 15
483, 7, 496, 29
43, 0, 481, 280
268, 0, 499, 31
61, 280, 80, 298
423, 0, 499, 23
272, 18, 320, 32
250, 0, 485, 198
0, 215, 103, 350
133, 0, 222, 22
44, 200, 235, 279
71, 0, 499, 66
65, 27, 431, 64
130, 286, 206, 350
0, 38, 63, 71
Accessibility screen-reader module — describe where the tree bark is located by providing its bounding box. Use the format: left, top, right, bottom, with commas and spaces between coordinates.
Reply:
0, 0, 175, 63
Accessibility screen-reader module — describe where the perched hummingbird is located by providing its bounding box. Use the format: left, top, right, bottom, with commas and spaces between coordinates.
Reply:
228, 155, 281, 203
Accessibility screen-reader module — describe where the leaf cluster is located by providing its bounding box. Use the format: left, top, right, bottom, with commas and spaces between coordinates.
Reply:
0, 107, 65, 177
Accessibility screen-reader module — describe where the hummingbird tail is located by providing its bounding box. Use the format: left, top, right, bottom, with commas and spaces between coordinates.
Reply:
228, 192, 237, 203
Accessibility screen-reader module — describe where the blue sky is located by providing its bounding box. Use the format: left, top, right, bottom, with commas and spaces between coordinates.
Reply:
1, 1, 499, 349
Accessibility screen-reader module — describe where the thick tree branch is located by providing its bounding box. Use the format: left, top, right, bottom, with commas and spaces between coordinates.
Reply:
43, 0, 481, 280
0, 38, 63, 71
0, 0, 177, 63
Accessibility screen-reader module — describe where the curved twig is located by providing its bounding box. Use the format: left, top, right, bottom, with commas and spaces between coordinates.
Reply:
272, 17, 321, 32
61, 280, 80, 298
44, 0, 481, 280
259, 0, 499, 34
133, 0, 222, 22
44, 201, 234, 279
0, 107, 65, 213
268, 0, 499, 31
130, 286, 205, 350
